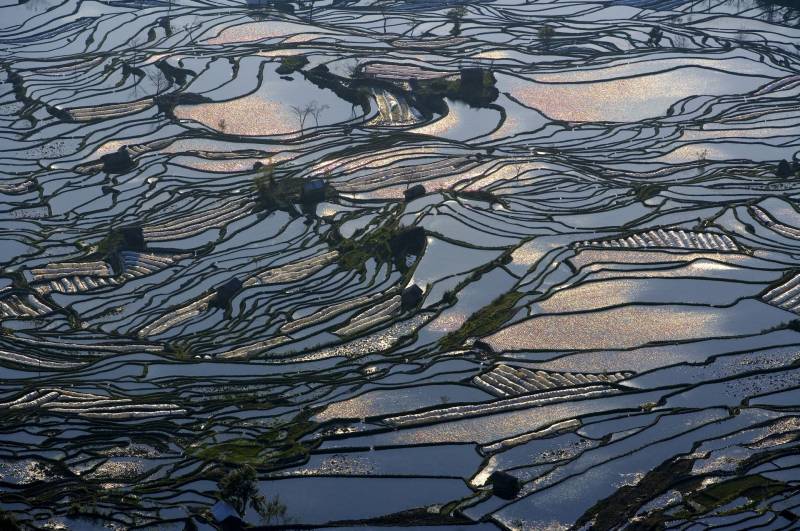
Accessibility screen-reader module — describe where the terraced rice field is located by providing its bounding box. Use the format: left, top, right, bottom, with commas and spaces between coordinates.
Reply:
1, 0, 800, 529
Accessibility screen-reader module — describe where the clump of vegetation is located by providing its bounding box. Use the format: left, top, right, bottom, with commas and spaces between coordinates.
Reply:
67, 499, 105, 521
168, 341, 194, 360
330, 222, 425, 273
253, 162, 330, 213
641, 401, 658, 411
439, 291, 523, 350
275, 55, 309, 75
253, 160, 277, 205
155, 92, 213, 118
350, 506, 473, 526
647, 26, 663, 46
632, 183, 663, 202
95, 229, 124, 256
67, 311, 83, 330
333, 224, 394, 271
417, 77, 461, 97
302, 64, 371, 111
454, 189, 505, 205
94, 226, 146, 265
579, 452, 790, 531
218, 465, 268, 516
194, 411, 315, 468
575, 458, 695, 530
447, 6, 467, 19
0, 510, 19, 531
200, 439, 264, 464
538, 24, 556, 47
692, 475, 786, 513
661, 474, 788, 523
775, 159, 799, 179
412, 68, 498, 107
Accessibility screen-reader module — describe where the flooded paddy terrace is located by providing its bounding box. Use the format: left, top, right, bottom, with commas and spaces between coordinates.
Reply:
1, 0, 800, 528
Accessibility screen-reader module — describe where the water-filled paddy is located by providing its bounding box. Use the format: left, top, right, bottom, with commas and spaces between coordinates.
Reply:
2, 0, 800, 529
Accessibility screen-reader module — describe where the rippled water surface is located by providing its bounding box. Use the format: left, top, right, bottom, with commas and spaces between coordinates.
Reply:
2, 0, 800, 529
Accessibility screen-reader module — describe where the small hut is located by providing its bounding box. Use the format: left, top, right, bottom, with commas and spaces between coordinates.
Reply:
404, 184, 426, 202
119, 226, 146, 252
301, 179, 327, 204
777, 159, 793, 179
389, 227, 426, 258
488, 471, 521, 500
401, 284, 424, 311
211, 501, 245, 531
101, 146, 135, 174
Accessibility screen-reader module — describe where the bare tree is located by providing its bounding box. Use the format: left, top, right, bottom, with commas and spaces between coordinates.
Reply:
310, 101, 329, 127
290, 103, 314, 134
184, 17, 201, 52
696, 148, 710, 176
147, 68, 169, 96
129, 36, 143, 97
379, 2, 388, 33
25, 0, 52, 13
130, 36, 143, 67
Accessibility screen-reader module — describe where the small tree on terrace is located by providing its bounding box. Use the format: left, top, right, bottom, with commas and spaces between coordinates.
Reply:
538, 24, 556, 48
447, 6, 467, 36
147, 68, 169, 96
218, 465, 268, 516
217, 465, 288, 524
290, 103, 314, 135
310, 101, 329, 127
